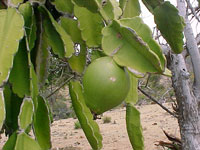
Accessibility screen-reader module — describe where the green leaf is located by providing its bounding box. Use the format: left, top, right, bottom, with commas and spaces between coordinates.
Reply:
18, 98, 34, 130
141, 0, 163, 13
153, 1, 185, 54
68, 43, 87, 74
35, 32, 50, 89
19, 2, 37, 51
74, 5, 103, 47
102, 20, 162, 76
125, 72, 138, 104
4, 85, 23, 135
0, 1, 6, 9
120, 0, 141, 18
33, 96, 51, 149
9, 39, 30, 98
51, 0, 74, 14
95, 0, 115, 22
90, 50, 106, 62
73, 0, 98, 13
69, 81, 103, 150
39, 6, 74, 58
30, 64, 39, 109
3, 132, 17, 150
41, 15, 65, 58
162, 68, 172, 77
60, 17, 82, 43
8, 0, 23, 7
29, 0, 45, 4
119, 17, 166, 71
0, 8, 24, 86
15, 132, 41, 150
0, 89, 5, 130
126, 103, 144, 150
110, 0, 122, 19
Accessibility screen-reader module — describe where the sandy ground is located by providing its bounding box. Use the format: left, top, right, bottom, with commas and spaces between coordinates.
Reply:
0, 103, 179, 150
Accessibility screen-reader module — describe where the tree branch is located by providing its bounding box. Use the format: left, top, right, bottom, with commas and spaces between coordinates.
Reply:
178, 0, 200, 99
138, 87, 178, 118
46, 75, 74, 99
186, 0, 200, 22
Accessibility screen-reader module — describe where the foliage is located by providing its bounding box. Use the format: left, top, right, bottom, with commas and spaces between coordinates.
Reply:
0, 0, 185, 150
102, 116, 111, 124
74, 120, 81, 129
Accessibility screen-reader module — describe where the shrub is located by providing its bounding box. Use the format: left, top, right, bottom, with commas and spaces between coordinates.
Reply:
102, 116, 111, 124
74, 121, 81, 129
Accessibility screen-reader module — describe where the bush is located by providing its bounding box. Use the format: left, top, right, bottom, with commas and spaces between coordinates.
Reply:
74, 121, 81, 129
102, 116, 111, 124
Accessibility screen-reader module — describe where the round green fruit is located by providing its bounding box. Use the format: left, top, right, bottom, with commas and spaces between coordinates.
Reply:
83, 56, 130, 114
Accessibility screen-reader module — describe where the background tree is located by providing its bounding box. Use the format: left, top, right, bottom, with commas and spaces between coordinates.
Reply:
0, 0, 199, 150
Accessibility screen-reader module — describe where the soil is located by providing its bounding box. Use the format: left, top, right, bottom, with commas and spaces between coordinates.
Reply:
0, 103, 179, 150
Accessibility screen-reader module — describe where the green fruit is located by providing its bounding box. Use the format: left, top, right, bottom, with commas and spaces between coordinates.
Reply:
83, 56, 130, 114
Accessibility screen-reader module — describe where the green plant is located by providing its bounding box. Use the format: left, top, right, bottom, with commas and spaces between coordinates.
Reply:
0, 0, 185, 150
102, 116, 111, 124
74, 121, 81, 129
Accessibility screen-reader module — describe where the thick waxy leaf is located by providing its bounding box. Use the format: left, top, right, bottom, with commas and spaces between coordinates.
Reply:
60, 17, 82, 43
9, 39, 30, 98
35, 33, 50, 89
110, 0, 122, 19
2, 132, 17, 150
154, 1, 185, 54
30, 64, 39, 109
125, 72, 138, 104
33, 96, 51, 149
51, 0, 74, 14
19, 2, 36, 51
0, 1, 6, 9
74, 5, 103, 47
39, 6, 74, 58
0, 8, 24, 86
29, 0, 45, 4
90, 50, 106, 62
95, 0, 119, 22
18, 98, 34, 130
142, 0, 163, 13
15, 132, 41, 150
4, 85, 23, 135
0, 89, 5, 130
120, 0, 141, 18
102, 20, 162, 76
126, 103, 144, 150
69, 81, 103, 150
119, 17, 166, 71
7, 0, 23, 7
73, 0, 98, 13
68, 43, 87, 74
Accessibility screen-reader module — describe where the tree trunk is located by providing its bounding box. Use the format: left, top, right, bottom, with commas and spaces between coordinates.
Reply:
177, 0, 200, 100
168, 53, 200, 150
167, 1, 200, 149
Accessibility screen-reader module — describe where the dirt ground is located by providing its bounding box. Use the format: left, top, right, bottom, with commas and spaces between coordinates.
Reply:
0, 103, 179, 150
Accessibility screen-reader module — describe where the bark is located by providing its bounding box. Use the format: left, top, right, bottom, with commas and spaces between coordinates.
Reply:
168, 53, 200, 150
177, 0, 200, 100
166, 1, 200, 149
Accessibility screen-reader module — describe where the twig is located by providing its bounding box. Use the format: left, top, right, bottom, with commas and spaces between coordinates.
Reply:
138, 87, 178, 118
186, 0, 200, 22
46, 75, 74, 99
145, 73, 151, 87
163, 130, 181, 144
159, 88, 173, 103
